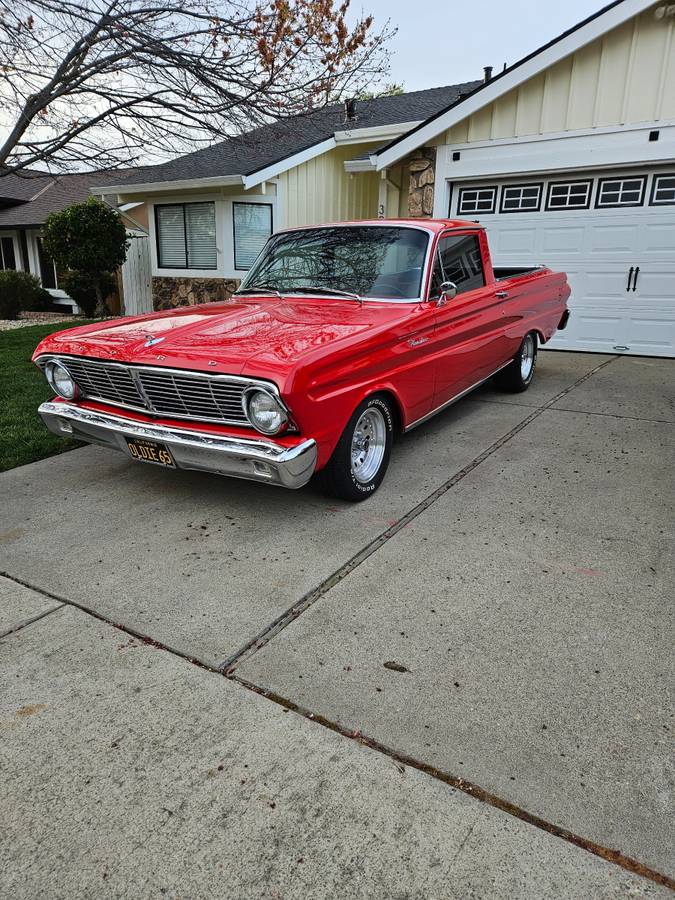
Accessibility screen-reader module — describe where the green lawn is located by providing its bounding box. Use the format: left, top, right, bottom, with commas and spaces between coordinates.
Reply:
0, 321, 93, 472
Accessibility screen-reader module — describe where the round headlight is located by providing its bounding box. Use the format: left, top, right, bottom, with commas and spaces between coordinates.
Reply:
245, 389, 287, 435
45, 361, 78, 400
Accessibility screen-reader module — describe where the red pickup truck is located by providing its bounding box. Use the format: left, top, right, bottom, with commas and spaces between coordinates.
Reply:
34, 219, 570, 501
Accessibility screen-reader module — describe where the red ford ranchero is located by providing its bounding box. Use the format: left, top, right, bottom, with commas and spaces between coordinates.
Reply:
34, 219, 570, 501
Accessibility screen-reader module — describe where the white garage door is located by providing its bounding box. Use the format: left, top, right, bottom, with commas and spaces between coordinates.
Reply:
449, 168, 675, 358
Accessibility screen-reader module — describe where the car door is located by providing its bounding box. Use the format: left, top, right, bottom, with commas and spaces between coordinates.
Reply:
429, 230, 507, 409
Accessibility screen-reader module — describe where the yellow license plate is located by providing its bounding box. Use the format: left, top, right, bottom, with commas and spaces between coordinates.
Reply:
125, 437, 175, 468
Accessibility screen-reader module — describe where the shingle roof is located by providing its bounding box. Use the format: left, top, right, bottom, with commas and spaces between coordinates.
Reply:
110, 81, 481, 187
0, 169, 137, 227
0, 82, 481, 223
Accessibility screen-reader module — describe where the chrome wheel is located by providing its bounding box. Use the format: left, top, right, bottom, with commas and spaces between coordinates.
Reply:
520, 334, 536, 381
351, 407, 386, 484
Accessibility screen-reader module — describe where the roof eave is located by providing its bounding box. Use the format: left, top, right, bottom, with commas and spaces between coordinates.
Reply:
91, 174, 246, 195
374, 0, 653, 170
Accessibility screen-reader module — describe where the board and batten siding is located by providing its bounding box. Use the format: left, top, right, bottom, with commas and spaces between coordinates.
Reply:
443, 7, 675, 144
278, 144, 379, 228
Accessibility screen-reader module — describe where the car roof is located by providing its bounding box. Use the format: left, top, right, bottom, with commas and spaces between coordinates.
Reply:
277, 218, 483, 235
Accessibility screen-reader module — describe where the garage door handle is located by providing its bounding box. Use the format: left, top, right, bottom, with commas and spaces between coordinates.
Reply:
632, 266, 640, 292
626, 267, 633, 292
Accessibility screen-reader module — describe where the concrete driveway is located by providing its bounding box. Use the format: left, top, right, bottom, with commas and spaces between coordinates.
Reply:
1, 350, 673, 898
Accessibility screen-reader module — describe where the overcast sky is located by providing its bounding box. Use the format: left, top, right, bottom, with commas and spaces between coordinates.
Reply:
364, 0, 605, 91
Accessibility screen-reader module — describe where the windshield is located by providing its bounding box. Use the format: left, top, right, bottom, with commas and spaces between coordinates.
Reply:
239, 226, 429, 301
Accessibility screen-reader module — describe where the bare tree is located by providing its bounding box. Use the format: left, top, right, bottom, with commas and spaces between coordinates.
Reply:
0, 0, 391, 177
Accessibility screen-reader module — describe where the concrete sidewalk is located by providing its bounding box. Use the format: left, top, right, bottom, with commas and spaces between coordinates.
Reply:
1, 351, 673, 898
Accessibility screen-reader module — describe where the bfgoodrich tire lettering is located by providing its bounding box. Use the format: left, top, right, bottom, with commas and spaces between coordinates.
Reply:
319, 395, 394, 502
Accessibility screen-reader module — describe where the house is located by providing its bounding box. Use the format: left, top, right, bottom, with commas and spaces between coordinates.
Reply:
0, 170, 147, 311
98, 0, 674, 358
95, 83, 481, 309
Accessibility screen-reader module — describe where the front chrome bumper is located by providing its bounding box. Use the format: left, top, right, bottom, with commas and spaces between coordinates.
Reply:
38, 402, 317, 489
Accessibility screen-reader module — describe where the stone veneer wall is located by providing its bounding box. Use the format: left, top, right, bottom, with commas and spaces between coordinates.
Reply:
152, 276, 240, 310
407, 147, 436, 217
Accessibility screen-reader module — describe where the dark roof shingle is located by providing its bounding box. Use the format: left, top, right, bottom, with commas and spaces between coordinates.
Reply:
0, 169, 137, 227
112, 81, 481, 187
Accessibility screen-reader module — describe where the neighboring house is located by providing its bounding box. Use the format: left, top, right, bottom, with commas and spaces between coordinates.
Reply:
99, 0, 675, 359
0, 170, 147, 311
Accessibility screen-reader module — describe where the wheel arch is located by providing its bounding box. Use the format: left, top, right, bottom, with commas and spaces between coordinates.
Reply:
363, 387, 405, 436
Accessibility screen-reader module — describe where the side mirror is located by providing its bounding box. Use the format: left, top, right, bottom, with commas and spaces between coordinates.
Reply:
436, 281, 457, 305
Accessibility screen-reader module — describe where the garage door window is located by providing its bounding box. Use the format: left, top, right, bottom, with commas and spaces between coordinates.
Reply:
546, 180, 592, 210
650, 174, 675, 206
595, 176, 646, 208
457, 186, 497, 215
500, 184, 542, 213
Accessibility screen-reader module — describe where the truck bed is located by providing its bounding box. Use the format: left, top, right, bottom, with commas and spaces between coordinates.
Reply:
493, 266, 544, 281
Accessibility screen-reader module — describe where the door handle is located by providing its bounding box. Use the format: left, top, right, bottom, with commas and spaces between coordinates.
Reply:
632, 266, 640, 292
626, 267, 633, 292
495, 290, 509, 299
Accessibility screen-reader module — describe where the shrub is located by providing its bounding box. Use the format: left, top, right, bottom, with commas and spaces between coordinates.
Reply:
60, 270, 116, 317
44, 198, 128, 313
24, 287, 56, 312
0, 270, 47, 319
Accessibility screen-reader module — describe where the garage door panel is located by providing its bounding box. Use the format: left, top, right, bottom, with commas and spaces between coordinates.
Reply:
589, 224, 639, 254
540, 225, 586, 255
640, 222, 675, 253
633, 269, 675, 302
491, 226, 538, 255
583, 268, 632, 302
625, 314, 675, 354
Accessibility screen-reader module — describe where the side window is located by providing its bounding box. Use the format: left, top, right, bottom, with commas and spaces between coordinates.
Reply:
430, 233, 485, 298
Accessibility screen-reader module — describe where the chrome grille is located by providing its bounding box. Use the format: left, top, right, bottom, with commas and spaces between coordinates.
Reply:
137, 370, 249, 424
63, 357, 144, 408
50, 357, 252, 426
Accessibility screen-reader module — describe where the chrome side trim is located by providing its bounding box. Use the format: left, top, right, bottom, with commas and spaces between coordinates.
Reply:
38, 402, 316, 489
404, 361, 512, 432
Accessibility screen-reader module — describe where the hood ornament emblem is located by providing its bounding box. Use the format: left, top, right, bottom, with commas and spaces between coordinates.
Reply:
144, 334, 164, 348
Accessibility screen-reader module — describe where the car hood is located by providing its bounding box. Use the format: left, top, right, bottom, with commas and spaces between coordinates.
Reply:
33, 297, 416, 378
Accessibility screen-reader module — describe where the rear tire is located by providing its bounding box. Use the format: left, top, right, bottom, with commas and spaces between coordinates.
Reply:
319, 395, 394, 502
494, 332, 537, 393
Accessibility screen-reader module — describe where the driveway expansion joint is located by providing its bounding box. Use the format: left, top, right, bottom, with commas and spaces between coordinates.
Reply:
231, 672, 675, 892
216, 354, 620, 675
0, 603, 65, 640
2, 561, 672, 892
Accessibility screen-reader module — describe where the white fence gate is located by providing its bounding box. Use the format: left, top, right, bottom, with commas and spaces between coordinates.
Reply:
121, 231, 152, 315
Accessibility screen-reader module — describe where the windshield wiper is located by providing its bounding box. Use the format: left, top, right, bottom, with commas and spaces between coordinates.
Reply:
289, 285, 363, 305
234, 284, 284, 299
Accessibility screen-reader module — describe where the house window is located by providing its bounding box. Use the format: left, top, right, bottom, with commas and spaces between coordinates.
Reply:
155, 202, 217, 269
0, 236, 16, 270
430, 233, 485, 298
650, 174, 675, 206
595, 176, 646, 208
233, 203, 273, 270
500, 183, 542, 213
546, 180, 592, 210
457, 186, 497, 216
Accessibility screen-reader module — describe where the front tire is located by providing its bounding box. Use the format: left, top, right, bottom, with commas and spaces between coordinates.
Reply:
319, 395, 394, 501
494, 332, 537, 393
